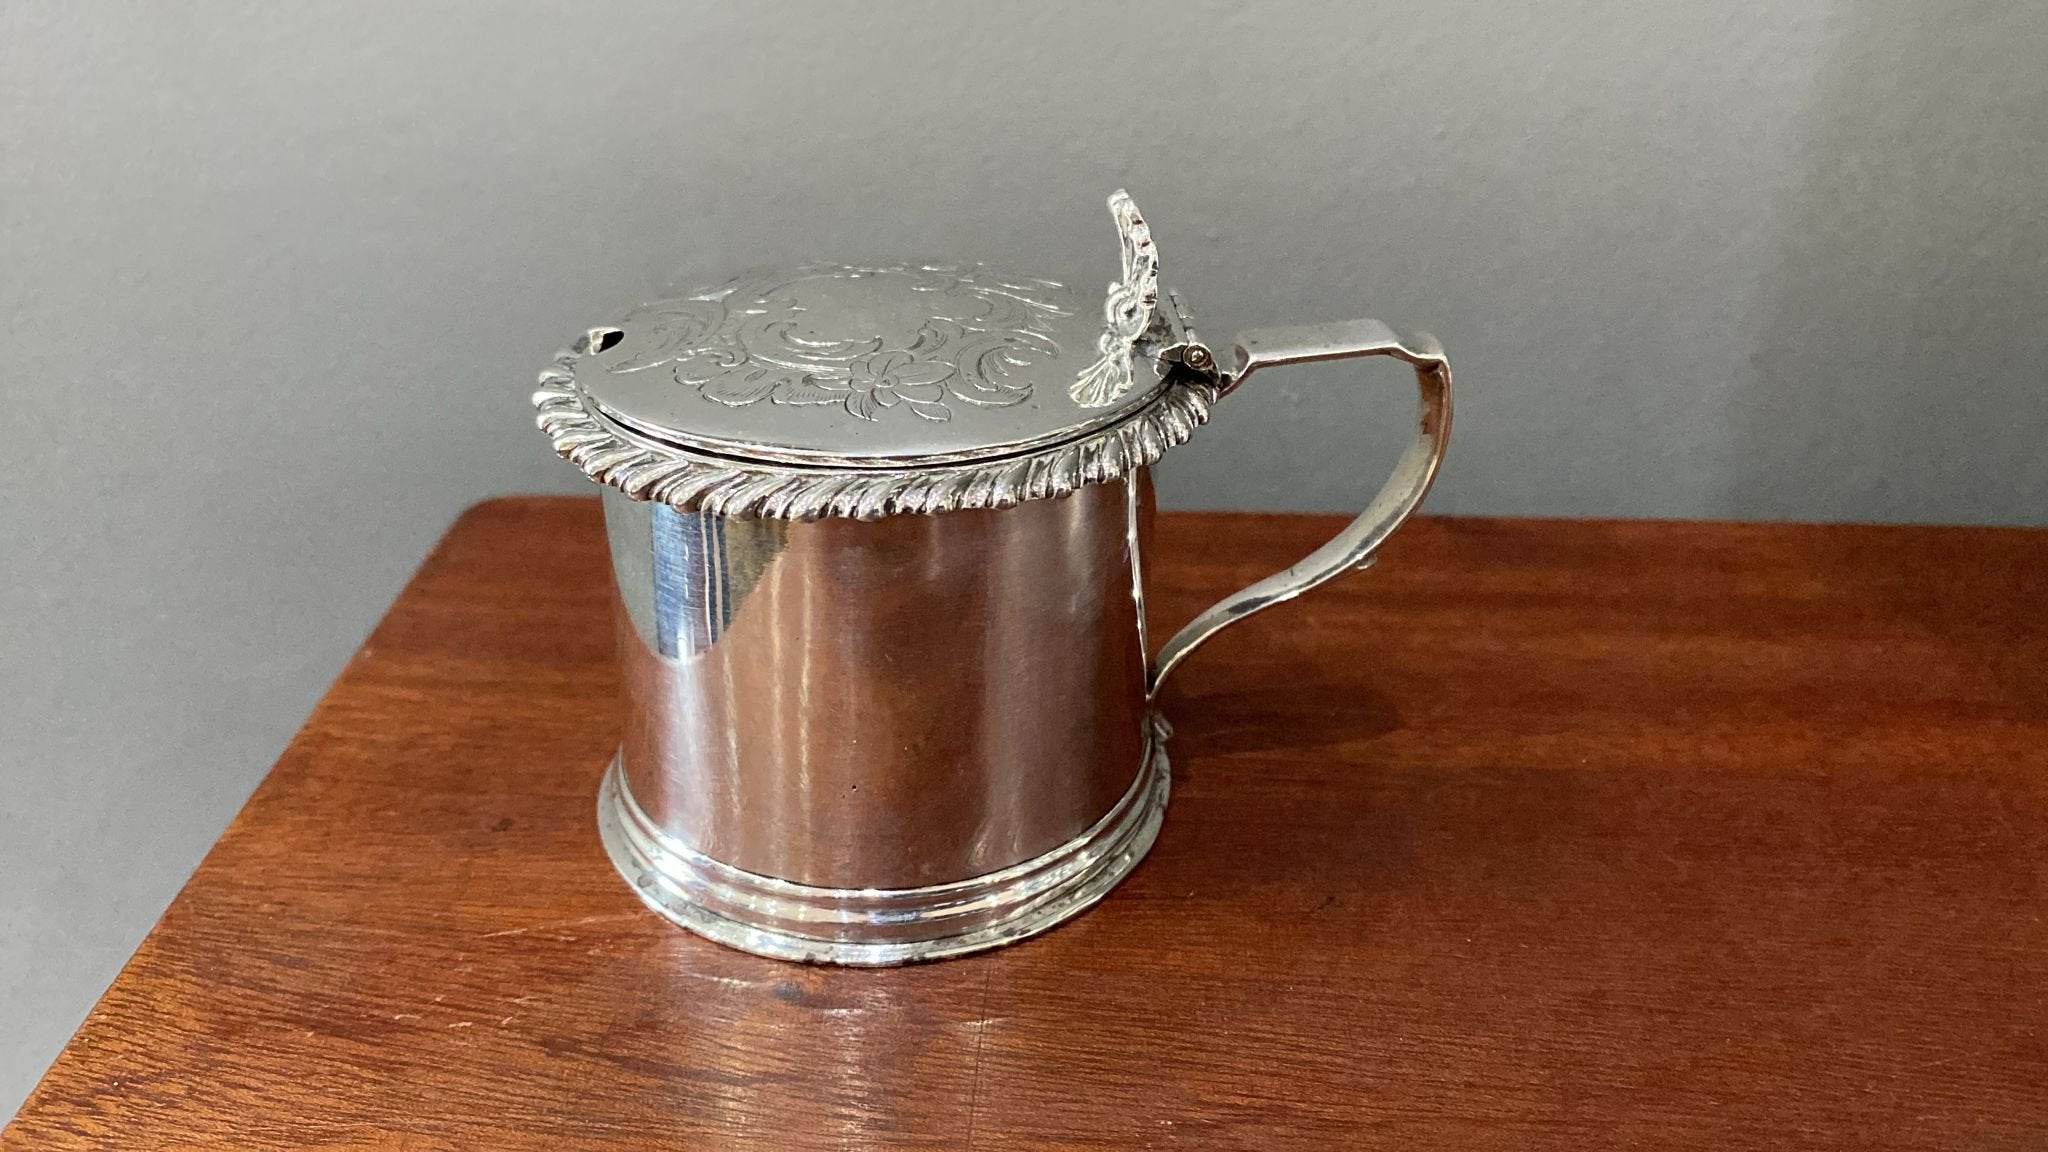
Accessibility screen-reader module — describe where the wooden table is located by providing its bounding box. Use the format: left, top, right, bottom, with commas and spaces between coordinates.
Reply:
9, 498, 2047, 1151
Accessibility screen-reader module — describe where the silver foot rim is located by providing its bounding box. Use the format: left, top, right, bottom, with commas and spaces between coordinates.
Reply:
595, 740, 1170, 966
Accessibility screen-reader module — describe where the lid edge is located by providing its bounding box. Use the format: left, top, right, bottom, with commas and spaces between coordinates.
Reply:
534, 355, 1219, 521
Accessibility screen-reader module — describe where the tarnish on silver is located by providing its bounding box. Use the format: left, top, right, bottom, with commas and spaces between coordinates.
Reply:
1148, 320, 1454, 699
1071, 190, 1159, 408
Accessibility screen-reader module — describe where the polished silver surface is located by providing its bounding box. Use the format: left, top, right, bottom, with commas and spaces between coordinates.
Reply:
597, 477, 1158, 961
540, 189, 1453, 963
1071, 190, 1160, 408
1149, 319, 1454, 697
598, 732, 1168, 965
579, 263, 1169, 462
532, 192, 1214, 520
576, 190, 1167, 460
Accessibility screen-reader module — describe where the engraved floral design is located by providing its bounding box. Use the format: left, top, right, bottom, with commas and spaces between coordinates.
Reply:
670, 347, 957, 422
583, 264, 1069, 424
671, 346, 804, 408
533, 193, 1229, 520
598, 298, 727, 373
833, 350, 954, 421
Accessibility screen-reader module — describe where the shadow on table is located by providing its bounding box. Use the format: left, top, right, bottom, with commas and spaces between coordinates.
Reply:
1159, 678, 1405, 763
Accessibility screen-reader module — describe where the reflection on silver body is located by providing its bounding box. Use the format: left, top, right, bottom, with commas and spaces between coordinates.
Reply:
599, 479, 1163, 963
537, 192, 1452, 963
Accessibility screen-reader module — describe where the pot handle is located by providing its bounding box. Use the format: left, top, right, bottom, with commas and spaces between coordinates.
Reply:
1148, 319, 1452, 700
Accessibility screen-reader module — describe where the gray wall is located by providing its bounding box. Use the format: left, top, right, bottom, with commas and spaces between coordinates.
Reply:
3, 0, 2043, 1119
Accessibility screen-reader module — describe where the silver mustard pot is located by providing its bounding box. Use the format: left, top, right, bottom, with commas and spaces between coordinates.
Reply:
532, 192, 1451, 964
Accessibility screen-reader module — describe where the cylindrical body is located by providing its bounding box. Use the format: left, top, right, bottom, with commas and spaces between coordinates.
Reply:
595, 474, 1167, 963
538, 194, 1452, 965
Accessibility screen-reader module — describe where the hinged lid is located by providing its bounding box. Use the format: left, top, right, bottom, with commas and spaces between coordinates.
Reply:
533, 192, 1222, 520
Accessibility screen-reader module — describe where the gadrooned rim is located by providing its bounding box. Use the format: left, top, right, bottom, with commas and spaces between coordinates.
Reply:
534, 361, 1218, 521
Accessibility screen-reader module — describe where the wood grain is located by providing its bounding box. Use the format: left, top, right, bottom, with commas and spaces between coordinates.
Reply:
8, 498, 2047, 1150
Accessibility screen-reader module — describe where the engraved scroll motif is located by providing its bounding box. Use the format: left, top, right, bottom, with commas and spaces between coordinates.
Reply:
589, 265, 1071, 424
1069, 190, 1158, 408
